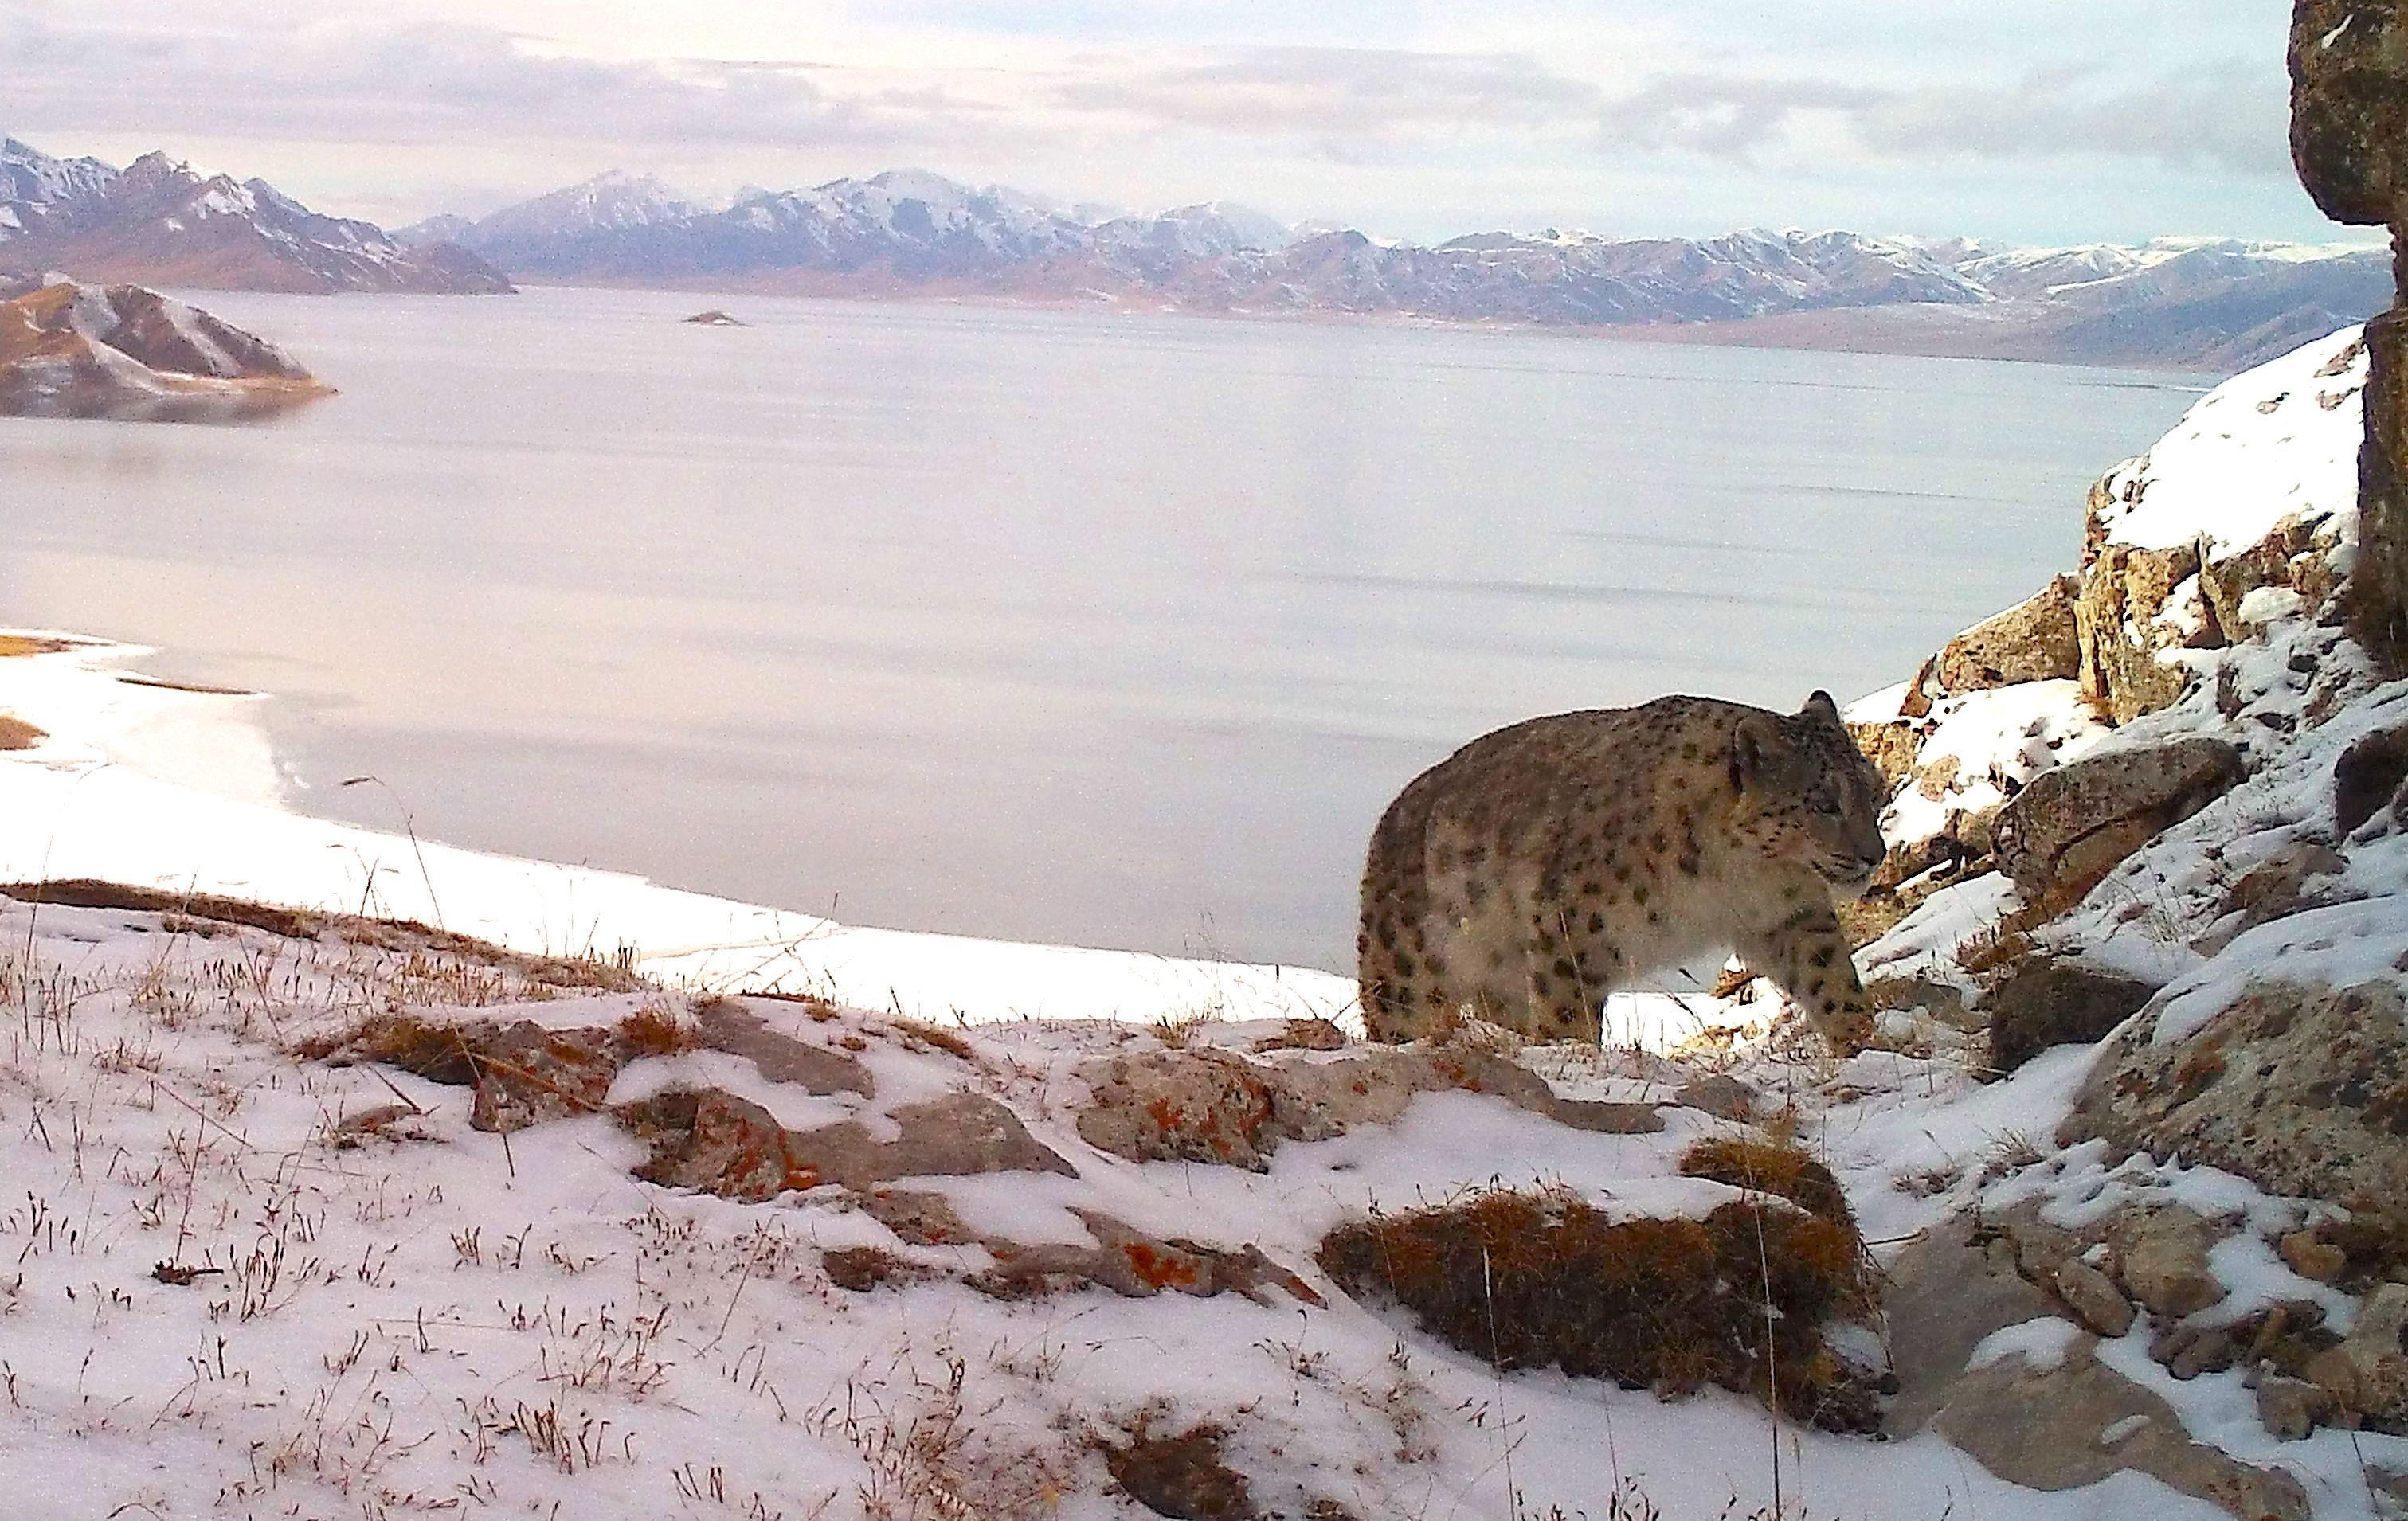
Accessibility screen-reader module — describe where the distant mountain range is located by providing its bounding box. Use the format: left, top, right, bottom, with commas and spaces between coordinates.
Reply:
0, 139, 510, 295
399, 167, 2390, 369
6, 135, 2390, 369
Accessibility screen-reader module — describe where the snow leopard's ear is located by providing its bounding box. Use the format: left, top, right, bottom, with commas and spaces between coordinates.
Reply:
1732, 711, 1785, 790
1800, 690, 1841, 725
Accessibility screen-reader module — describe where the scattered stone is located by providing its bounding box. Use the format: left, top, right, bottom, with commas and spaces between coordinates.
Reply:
2155, 1324, 2241, 1382
823, 1245, 923, 1292
1938, 575, 2082, 692
1993, 737, 2247, 904
2307, 1282, 2408, 1431
1103, 1423, 1258, 1521
1982, 961, 2155, 1075
2061, 979, 2408, 1206
2257, 1373, 2339, 1441
328, 1101, 421, 1146
2281, 1229, 2348, 1284
2112, 1206, 2230, 1320
2054, 1259, 2136, 1338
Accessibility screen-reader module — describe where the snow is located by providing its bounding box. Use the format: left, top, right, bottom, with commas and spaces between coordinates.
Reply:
2089, 324, 2367, 559
1874, 680, 2109, 852
1967, 1315, 2085, 1373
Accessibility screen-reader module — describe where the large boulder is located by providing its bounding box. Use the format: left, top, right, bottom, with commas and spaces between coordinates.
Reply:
2060, 977, 2408, 1206
1938, 575, 2081, 693
1992, 737, 2247, 904
1983, 961, 2156, 1074
2291, 0, 2408, 669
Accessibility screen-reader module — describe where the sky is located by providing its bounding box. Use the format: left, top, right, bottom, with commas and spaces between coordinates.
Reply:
0, 0, 2377, 248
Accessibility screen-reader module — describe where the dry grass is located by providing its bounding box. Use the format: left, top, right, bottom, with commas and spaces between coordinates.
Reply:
1678, 1136, 1857, 1235
1317, 1185, 1880, 1433
0, 714, 44, 750
890, 1019, 974, 1061
0, 634, 74, 658
0, 878, 646, 992
618, 1004, 702, 1058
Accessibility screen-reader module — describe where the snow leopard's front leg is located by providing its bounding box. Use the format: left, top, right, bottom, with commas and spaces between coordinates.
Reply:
1739, 887, 1873, 1056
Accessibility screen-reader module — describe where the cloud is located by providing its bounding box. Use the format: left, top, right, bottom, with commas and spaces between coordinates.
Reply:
1596, 62, 2292, 177
0, 16, 1021, 158
1055, 46, 1603, 138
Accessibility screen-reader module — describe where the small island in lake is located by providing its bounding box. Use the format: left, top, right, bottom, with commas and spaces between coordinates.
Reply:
0, 276, 333, 422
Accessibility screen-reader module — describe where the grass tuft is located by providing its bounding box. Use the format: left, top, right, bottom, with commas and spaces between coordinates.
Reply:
1317, 1184, 1880, 1433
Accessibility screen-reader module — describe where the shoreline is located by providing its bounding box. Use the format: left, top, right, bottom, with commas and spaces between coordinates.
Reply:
0, 627, 1768, 1048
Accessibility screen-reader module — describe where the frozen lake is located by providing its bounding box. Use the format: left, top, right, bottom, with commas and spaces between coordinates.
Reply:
0, 287, 2199, 968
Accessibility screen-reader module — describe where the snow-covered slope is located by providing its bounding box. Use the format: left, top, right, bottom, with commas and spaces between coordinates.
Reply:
0, 276, 333, 420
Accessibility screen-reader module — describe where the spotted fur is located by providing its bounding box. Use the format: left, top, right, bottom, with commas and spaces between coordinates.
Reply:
1358, 692, 1888, 1053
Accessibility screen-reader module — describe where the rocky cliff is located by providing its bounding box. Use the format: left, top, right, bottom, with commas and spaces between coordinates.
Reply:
0, 276, 333, 421
2292, 0, 2408, 668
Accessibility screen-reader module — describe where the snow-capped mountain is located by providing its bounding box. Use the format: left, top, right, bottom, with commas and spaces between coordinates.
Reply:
1, 138, 119, 237
0, 138, 511, 295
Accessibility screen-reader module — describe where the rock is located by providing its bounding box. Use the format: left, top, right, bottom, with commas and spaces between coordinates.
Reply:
2158, 1324, 2241, 1381
2195, 842, 2355, 956
976, 1210, 1321, 1308
2054, 1259, 2137, 1338
691, 999, 873, 1094
2290, 0, 2408, 228
2308, 1282, 2408, 1429
1075, 1046, 1658, 1171
1103, 1423, 1258, 1521
1848, 715, 1924, 790
625, 1087, 1075, 1200
2291, 0, 2408, 669
1983, 961, 2156, 1075
1932, 1345, 2309, 1520
1673, 1073, 1759, 1121
2075, 528, 2206, 724
2061, 979, 2408, 1206
2112, 1206, 2230, 1320
0, 277, 333, 422
1885, 1213, 2064, 1436
1251, 1018, 1347, 1052
683, 308, 745, 326
1077, 1050, 1280, 1167
1938, 575, 2082, 692
2281, 1229, 2349, 1284
1993, 737, 2247, 904
2338, 723, 2408, 831
465, 1022, 628, 1132
2258, 1373, 2340, 1440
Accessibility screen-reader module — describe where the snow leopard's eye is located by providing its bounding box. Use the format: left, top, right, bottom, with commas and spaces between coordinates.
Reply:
1807, 789, 1842, 816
